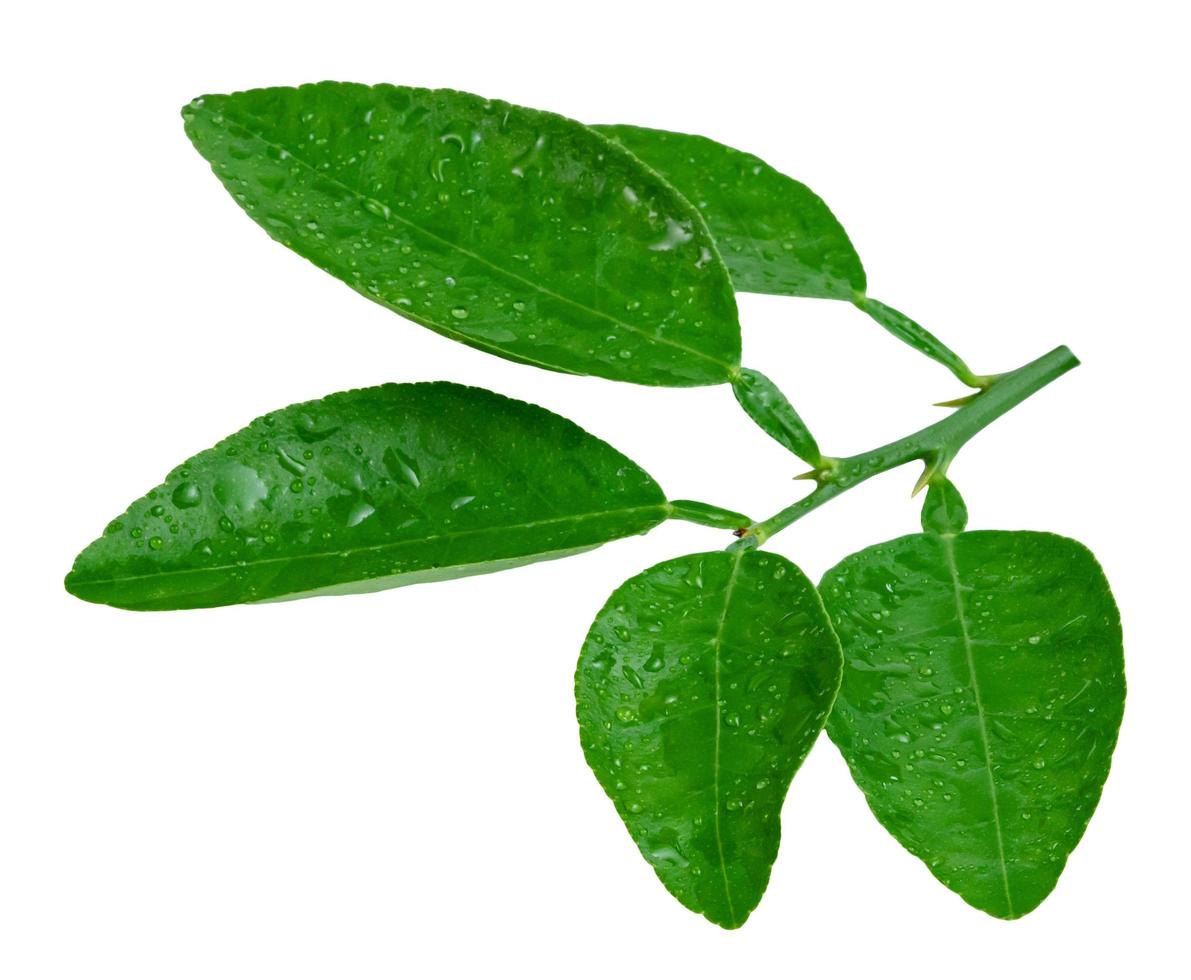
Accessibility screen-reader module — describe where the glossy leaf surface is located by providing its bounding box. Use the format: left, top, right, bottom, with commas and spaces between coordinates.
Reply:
820, 527, 1124, 918
184, 84, 741, 386
731, 368, 822, 465
921, 476, 968, 536
595, 124, 865, 299
577, 550, 842, 928
66, 383, 669, 610
857, 297, 981, 388
668, 500, 752, 531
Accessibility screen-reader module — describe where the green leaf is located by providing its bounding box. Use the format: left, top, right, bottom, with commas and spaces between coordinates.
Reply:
594, 126, 986, 387
576, 549, 842, 928
856, 297, 982, 388
183, 84, 741, 387
921, 477, 968, 535
731, 367, 822, 465
65, 382, 670, 610
594, 124, 865, 299
820, 528, 1125, 919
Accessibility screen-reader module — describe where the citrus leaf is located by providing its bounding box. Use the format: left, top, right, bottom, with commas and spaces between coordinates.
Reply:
819, 527, 1125, 919
731, 367, 822, 465
857, 297, 982, 388
594, 124, 865, 299
65, 383, 669, 610
576, 549, 842, 928
183, 84, 741, 386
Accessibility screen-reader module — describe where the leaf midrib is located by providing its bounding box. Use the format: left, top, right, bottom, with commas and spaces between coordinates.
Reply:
709, 549, 745, 926
940, 534, 1015, 917
197, 101, 736, 373
71, 503, 668, 590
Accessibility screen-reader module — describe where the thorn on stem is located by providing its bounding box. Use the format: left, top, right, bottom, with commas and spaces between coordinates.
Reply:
934, 392, 981, 408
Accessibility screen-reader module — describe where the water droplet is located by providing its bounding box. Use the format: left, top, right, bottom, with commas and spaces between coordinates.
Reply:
510, 134, 546, 177
344, 499, 375, 527
276, 447, 307, 476
148, 536, 163, 550
213, 462, 268, 514
451, 306, 469, 319
615, 707, 638, 723
171, 482, 202, 509
450, 494, 475, 510
383, 446, 421, 489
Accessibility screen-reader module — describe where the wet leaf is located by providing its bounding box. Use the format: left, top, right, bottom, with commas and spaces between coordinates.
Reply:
920, 476, 968, 536
576, 549, 842, 928
731, 367, 822, 465
65, 383, 669, 610
595, 124, 865, 299
183, 84, 741, 386
819, 526, 1125, 918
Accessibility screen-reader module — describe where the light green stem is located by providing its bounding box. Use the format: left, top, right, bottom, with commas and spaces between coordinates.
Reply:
735, 345, 1079, 548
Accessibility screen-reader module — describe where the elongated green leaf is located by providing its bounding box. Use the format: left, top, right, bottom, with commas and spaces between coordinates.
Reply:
596, 125, 984, 387
576, 549, 842, 928
820, 522, 1125, 919
65, 383, 669, 610
731, 367, 822, 465
183, 84, 741, 386
857, 297, 982, 388
594, 124, 865, 300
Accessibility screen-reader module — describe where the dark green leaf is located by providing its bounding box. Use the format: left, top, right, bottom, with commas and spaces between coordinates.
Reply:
577, 549, 842, 928
65, 383, 669, 610
594, 124, 865, 299
183, 84, 741, 386
731, 368, 822, 465
820, 529, 1124, 918
595, 126, 986, 386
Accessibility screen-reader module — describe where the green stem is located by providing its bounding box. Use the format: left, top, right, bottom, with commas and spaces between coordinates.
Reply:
735, 345, 1079, 548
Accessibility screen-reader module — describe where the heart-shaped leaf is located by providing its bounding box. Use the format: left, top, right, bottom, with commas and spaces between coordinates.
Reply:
819, 493, 1125, 918
65, 382, 670, 610
183, 84, 741, 386
576, 549, 842, 928
595, 124, 865, 300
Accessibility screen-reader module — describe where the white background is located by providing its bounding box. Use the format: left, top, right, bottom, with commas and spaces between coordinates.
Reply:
3, 2, 1188, 977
